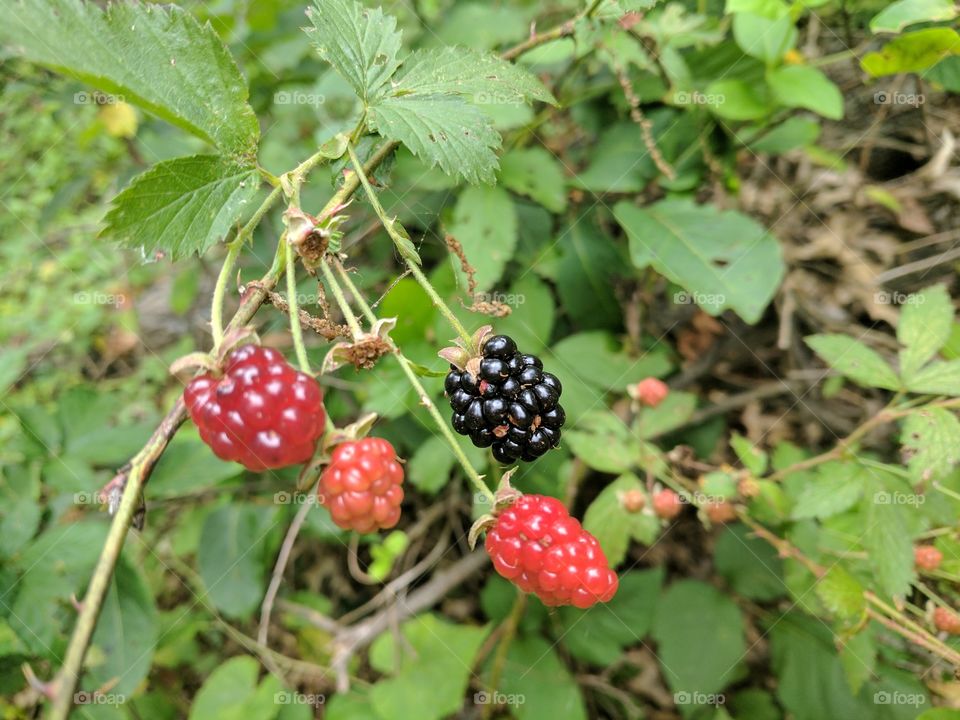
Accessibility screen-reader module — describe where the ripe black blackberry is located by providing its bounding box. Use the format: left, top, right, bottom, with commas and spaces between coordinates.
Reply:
445, 334, 565, 463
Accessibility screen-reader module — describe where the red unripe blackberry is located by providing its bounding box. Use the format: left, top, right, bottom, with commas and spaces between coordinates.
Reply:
915, 545, 943, 571
653, 489, 683, 519
319, 437, 404, 533
485, 494, 618, 608
184, 345, 325, 471
934, 606, 960, 635
631, 377, 669, 407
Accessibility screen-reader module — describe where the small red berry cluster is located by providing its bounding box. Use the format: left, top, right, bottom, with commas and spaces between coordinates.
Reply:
485, 494, 619, 608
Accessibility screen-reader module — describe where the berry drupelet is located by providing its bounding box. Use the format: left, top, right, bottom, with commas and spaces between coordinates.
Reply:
184, 345, 326, 471
445, 334, 565, 463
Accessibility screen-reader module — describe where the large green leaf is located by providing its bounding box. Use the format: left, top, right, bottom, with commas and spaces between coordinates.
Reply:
368, 95, 501, 183
805, 334, 900, 390
495, 635, 587, 720
89, 558, 158, 696
1, 0, 259, 155
861, 28, 960, 76
305, 0, 403, 102
446, 184, 517, 289
102, 155, 261, 259
901, 408, 960, 483
732, 12, 796, 62
651, 580, 746, 695
714, 523, 785, 601
369, 614, 489, 720
614, 198, 785, 323
564, 412, 645, 474
189, 656, 285, 720
392, 46, 555, 105
768, 65, 843, 119
499, 148, 568, 213
870, 0, 957, 33
197, 504, 277, 619
791, 462, 866, 520
898, 284, 954, 379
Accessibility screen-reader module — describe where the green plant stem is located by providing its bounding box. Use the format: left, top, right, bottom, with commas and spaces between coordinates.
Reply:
211, 185, 284, 348
325, 257, 494, 505
319, 260, 365, 339
285, 243, 312, 373
344, 142, 474, 350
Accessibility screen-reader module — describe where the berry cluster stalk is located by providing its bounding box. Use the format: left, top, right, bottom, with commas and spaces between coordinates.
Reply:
323, 257, 494, 505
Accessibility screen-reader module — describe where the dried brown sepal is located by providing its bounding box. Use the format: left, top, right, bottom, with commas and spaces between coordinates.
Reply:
468, 513, 497, 550
322, 318, 397, 373
438, 345, 469, 370
169, 352, 220, 377
169, 326, 260, 377
492, 468, 523, 513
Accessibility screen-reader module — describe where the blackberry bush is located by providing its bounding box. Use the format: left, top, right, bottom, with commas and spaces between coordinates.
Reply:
445, 334, 565, 463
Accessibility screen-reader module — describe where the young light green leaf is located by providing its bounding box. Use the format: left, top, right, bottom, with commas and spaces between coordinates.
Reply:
305, 0, 403, 102
368, 95, 501, 183
499, 148, 568, 213
898, 284, 953, 379
564, 412, 644, 474
392, 46, 556, 105
861, 28, 960, 76
805, 334, 900, 390
102, 155, 262, 259
768, 65, 844, 119
905, 359, 960, 395
1, 0, 259, 156
446, 184, 517, 289
732, 12, 797, 63
636, 391, 697, 439
582, 474, 661, 564
870, 0, 957, 34
614, 198, 785, 324
901, 408, 960, 483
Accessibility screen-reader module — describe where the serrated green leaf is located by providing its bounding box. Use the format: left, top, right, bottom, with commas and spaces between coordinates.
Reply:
550, 331, 673, 391
898, 284, 954, 379
768, 65, 843, 120
498, 148, 568, 213
862, 481, 915, 598
791, 462, 865, 520
368, 95, 501, 183
901, 408, 960, 483
906, 359, 960, 395
102, 155, 261, 259
1, 0, 258, 155
369, 614, 489, 720
815, 566, 865, 621
861, 28, 960, 77
392, 46, 556, 105
636, 391, 697, 439
446, 184, 517, 289
583, 474, 661, 564
614, 198, 785, 324
805, 334, 900, 390
305, 0, 402, 102
652, 580, 746, 695
870, 0, 957, 33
